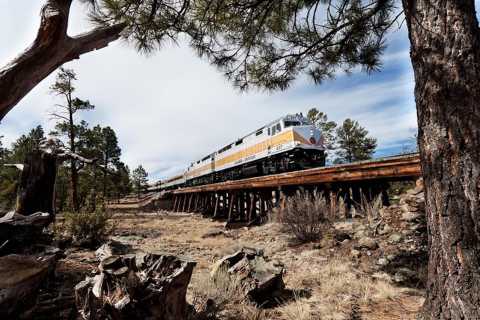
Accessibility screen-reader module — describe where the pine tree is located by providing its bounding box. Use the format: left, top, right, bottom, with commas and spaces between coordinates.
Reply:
9, 125, 45, 163
335, 119, 377, 163
131, 165, 148, 196
306, 108, 337, 155
50, 68, 94, 211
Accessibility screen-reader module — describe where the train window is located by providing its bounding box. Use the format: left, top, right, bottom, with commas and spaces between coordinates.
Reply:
276, 123, 281, 132
284, 121, 300, 127
218, 144, 232, 153
201, 155, 210, 161
235, 139, 243, 145
256, 130, 263, 136
268, 128, 271, 135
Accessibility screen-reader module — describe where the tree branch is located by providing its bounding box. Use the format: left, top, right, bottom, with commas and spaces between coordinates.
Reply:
0, 0, 125, 121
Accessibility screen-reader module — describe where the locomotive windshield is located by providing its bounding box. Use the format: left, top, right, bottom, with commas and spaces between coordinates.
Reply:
284, 120, 301, 127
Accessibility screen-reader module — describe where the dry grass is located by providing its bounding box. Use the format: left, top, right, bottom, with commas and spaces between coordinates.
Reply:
356, 194, 383, 225
277, 293, 312, 320
284, 257, 405, 320
106, 213, 422, 320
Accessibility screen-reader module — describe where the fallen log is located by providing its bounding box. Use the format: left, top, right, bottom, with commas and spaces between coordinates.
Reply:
0, 254, 57, 318
75, 251, 196, 320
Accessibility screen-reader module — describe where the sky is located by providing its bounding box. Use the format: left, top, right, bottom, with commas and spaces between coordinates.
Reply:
0, 1, 418, 181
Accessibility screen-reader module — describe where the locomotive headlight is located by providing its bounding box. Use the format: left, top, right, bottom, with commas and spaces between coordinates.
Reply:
309, 137, 316, 144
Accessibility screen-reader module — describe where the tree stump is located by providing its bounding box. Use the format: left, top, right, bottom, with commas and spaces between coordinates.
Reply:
75, 251, 196, 320
16, 150, 57, 218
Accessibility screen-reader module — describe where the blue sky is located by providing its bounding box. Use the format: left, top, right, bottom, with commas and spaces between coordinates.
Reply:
0, 2, 417, 181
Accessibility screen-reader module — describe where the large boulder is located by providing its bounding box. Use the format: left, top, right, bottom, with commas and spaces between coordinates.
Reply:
211, 247, 285, 305
75, 251, 196, 320
354, 237, 378, 250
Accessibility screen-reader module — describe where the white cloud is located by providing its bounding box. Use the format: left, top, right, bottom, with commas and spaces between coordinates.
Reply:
0, 2, 417, 181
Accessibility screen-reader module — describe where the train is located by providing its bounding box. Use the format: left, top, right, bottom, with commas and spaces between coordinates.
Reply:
153, 114, 326, 190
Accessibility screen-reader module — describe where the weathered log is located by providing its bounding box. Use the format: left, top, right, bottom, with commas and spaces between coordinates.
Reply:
211, 247, 285, 305
75, 251, 196, 320
0, 254, 57, 317
0, 211, 53, 253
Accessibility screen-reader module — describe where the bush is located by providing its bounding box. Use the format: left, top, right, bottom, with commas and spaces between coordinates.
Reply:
63, 209, 114, 247
279, 191, 333, 242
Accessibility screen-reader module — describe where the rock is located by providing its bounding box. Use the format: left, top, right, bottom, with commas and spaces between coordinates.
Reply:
378, 224, 392, 235
201, 228, 225, 238
388, 233, 403, 244
354, 237, 378, 250
334, 231, 351, 242
372, 272, 392, 282
386, 254, 397, 261
211, 247, 284, 305
393, 268, 417, 284
377, 258, 389, 266
333, 221, 354, 234
354, 229, 369, 240
75, 252, 196, 320
350, 249, 361, 258
401, 211, 422, 222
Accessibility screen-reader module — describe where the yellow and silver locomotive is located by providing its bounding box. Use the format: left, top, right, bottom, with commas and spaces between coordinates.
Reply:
160, 114, 325, 189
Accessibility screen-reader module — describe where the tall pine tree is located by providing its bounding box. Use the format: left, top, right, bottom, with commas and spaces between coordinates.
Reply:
50, 68, 94, 211
335, 119, 377, 163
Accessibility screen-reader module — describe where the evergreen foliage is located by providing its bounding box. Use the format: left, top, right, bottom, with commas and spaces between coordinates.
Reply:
335, 118, 377, 163
307, 108, 337, 151
132, 165, 149, 196
0, 126, 46, 211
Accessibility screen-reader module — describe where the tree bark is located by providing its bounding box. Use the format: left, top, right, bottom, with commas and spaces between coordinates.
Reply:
0, 0, 125, 121
403, 1, 480, 318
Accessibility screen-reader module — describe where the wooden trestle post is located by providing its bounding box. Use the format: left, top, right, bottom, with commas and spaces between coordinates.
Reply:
173, 196, 178, 212
248, 192, 255, 223
213, 194, 220, 218
193, 193, 199, 212
227, 192, 236, 222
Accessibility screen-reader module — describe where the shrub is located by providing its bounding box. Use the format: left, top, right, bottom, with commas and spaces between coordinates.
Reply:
63, 208, 114, 247
356, 193, 383, 226
279, 190, 332, 242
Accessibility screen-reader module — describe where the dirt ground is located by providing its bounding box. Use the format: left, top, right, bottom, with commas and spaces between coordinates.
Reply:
57, 212, 425, 320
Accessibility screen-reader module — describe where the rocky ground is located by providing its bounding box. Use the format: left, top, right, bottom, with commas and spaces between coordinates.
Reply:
44, 184, 427, 319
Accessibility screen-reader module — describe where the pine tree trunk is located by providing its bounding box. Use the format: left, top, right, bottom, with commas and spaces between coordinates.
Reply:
68, 103, 79, 212
70, 160, 79, 211
403, 1, 480, 318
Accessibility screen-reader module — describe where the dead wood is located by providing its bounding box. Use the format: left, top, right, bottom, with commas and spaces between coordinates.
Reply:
211, 247, 285, 306
0, 211, 53, 254
0, 254, 57, 318
0, 0, 124, 120
75, 251, 196, 320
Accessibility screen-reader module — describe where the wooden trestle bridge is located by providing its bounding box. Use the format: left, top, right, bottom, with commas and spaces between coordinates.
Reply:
166, 153, 421, 224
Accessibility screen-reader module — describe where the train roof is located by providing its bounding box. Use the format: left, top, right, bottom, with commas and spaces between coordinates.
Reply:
187, 113, 312, 167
